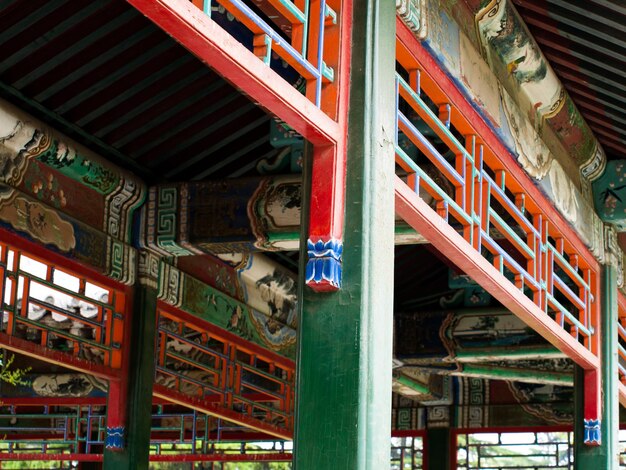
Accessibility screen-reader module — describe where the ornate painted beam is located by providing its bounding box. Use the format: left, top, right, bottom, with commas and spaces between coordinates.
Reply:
420, 0, 607, 188
391, 377, 589, 431
141, 177, 426, 257
156, 256, 297, 359
396, 1, 613, 249
395, 308, 564, 363
0, 98, 145, 244
0, 188, 136, 286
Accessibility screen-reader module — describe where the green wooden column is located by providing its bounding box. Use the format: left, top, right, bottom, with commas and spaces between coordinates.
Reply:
293, 0, 396, 468
574, 264, 618, 468
426, 428, 451, 470
103, 254, 159, 470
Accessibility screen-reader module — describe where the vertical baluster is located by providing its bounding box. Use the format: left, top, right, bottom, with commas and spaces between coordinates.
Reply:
533, 215, 548, 313
482, 175, 492, 262
394, 75, 400, 153
179, 410, 185, 445
582, 271, 590, 342
436, 200, 449, 223
6, 250, 19, 336
409, 69, 421, 96
439, 103, 451, 129
0, 245, 6, 334
515, 193, 533, 298
158, 314, 167, 370
460, 134, 476, 244
473, 145, 485, 253
228, 344, 237, 409
292, 0, 308, 56
191, 409, 198, 453
547, 240, 555, 320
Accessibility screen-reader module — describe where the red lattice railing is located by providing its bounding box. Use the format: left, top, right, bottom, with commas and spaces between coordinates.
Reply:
154, 306, 295, 439
394, 21, 601, 435
0, 242, 126, 379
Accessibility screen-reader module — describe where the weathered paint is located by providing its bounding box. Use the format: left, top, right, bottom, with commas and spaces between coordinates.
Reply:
0, 187, 136, 285
293, 0, 396, 466
435, 0, 604, 186
158, 261, 297, 358
177, 252, 297, 322
397, 0, 607, 261
142, 177, 426, 257
593, 160, 626, 229
0, 98, 145, 244
395, 308, 565, 364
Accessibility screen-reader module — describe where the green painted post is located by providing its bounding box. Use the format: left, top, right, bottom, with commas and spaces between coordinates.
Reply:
103, 270, 158, 470
427, 428, 451, 470
293, 0, 396, 467
574, 265, 618, 468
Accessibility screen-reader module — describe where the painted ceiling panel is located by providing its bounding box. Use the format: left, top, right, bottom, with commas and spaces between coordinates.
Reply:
513, 0, 626, 160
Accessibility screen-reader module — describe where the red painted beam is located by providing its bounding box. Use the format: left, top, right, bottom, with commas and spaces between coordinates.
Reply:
149, 453, 292, 462
152, 384, 293, 440
394, 177, 600, 424
0, 332, 120, 381
617, 291, 626, 319
125, 0, 339, 146
0, 453, 291, 463
0, 454, 103, 462
305, 0, 351, 292
394, 178, 599, 369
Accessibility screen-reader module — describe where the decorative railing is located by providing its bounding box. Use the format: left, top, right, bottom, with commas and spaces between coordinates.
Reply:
149, 406, 292, 460
0, 243, 126, 377
190, 0, 338, 111
394, 67, 598, 354
456, 430, 573, 469
617, 291, 626, 404
390, 433, 424, 470
0, 403, 292, 462
0, 404, 106, 457
154, 307, 295, 436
